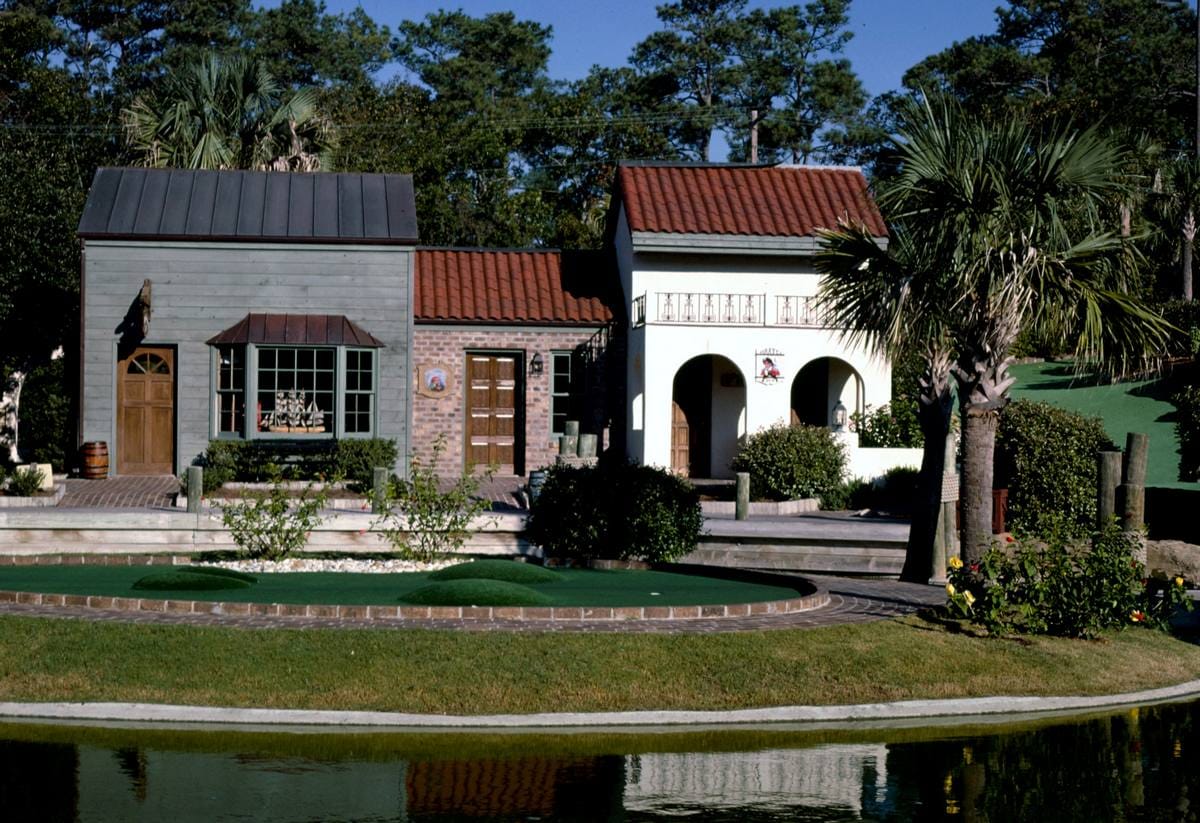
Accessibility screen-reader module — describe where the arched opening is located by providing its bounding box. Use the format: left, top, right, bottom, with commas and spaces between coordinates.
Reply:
791, 357, 863, 429
671, 354, 746, 478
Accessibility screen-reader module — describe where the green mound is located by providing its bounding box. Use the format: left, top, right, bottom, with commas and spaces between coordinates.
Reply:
131, 571, 254, 592
429, 559, 561, 585
401, 579, 553, 607
183, 565, 258, 584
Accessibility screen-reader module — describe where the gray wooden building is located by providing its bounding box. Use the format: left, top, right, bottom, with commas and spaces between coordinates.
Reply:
77, 167, 417, 476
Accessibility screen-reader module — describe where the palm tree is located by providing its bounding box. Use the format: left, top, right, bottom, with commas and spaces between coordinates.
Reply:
818, 98, 1171, 566
1148, 155, 1200, 302
121, 54, 334, 172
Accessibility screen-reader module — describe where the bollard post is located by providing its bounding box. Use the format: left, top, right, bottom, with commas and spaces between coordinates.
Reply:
1123, 433, 1148, 486
735, 472, 750, 520
372, 467, 389, 514
186, 466, 203, 513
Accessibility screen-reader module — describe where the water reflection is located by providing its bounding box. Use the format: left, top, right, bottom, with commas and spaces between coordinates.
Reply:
1, 699, 1197, 822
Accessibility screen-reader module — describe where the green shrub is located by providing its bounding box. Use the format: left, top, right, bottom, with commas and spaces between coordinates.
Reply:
18, 357, 71, 468
852, 403, 924, 448
5, 465, 45, 497
430, 559, 561, 584
370, 436, 493, 563
132, 571, 253, 591
1159, 299, 1200, 358
219, 467, 329, 561
188, 438, 398, 493
183, 565, 258, 584
946, 524, 1193, 638
1174, 386, 1200, 481
996, 400, 1113, 538
527, 461, 702, 562
845, 466, 920, 512
730, 423, 846, 505
401, 579, 553, 607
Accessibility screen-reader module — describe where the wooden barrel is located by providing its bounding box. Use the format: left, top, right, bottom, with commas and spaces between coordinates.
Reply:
80, 442, 109, 479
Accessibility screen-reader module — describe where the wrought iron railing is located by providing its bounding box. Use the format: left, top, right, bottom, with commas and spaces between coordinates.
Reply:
655, 292, 765, 325
774, 295, 822, 327
632, 295, 646, 327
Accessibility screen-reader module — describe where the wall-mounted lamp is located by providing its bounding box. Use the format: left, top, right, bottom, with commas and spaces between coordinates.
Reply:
530, 352, 544, 374
832, 399, 848, 432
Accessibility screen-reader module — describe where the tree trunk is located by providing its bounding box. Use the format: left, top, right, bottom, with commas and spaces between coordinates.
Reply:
901, 375, 954, 583
1183, 212, 1195, 302
959, 406, 999, 565
0, 368, 25, 464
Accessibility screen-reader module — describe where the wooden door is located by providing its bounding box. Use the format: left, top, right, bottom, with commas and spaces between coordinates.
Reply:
118, 347, 175, 475
467, 353, 518, 474
671, 401, 690, 477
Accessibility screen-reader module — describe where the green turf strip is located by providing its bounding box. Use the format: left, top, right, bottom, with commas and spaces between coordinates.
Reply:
0, 565, 801, 607
132, 572, 253, 592
429, 559, 561, 584
183, 566, 257, 584
402, 579, 554, 606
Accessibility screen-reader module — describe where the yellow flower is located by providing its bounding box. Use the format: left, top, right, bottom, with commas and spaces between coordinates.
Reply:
964, 591, 976, 606
946, 583, 956, 596
1176, 577, 1186, 587
949, 556, 963, 570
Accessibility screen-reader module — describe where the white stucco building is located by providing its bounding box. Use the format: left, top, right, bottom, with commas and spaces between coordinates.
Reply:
612, 163, 918, 480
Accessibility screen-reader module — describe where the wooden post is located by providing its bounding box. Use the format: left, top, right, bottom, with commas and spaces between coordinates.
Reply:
372, 467, 389, 514
578, 433, 597, 458
186, 466, 202, 513
1097, 450, 1122, 527
1122, 433, 1148, 486
735, 472, 750, 521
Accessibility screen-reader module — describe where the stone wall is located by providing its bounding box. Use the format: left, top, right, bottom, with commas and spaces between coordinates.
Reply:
411, 325, 606, 477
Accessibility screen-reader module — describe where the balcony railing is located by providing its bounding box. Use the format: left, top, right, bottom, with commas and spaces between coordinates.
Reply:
636, 292, 827, 327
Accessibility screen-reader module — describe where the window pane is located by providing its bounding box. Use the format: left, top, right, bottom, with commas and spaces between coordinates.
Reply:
259, 349, 275, 369
317, 349, 334, 370
278, 349, 294, 370
298, 349, 314, 370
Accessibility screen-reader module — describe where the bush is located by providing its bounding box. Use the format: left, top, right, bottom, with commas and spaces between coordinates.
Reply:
5, 465, 45, 497
1174, 386, 1200, 481
132, 571, 254, 592
183, 565, 258, 584
946, 524, 1193, 638
189, 438, 398, 493
430, 559, 561, 584
996, 400, 1113, 539
401, 579, 553, 607
1159, 299, 1200, 358
527, 461, 702, 562
370, 436, 493, 563
852, 403, 923, 448
846, 466, 920, 512
219, 467, 329, 561
730, 423, 846, 505
18, 357, 71, 468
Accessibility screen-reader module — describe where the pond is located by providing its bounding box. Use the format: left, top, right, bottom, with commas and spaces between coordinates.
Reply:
2, 698, 1197, 821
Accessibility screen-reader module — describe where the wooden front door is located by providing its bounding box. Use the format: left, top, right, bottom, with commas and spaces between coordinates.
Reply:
671, 401, 690, 477
467, 353, 519, 474
118, 346, 175, 475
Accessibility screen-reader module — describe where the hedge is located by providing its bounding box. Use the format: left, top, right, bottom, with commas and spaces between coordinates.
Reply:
730, 423, 846, 505
189, 438, 398, 492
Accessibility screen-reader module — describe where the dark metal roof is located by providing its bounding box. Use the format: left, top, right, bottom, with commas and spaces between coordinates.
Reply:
206, 314, 385, 347
79, 168, 418, 244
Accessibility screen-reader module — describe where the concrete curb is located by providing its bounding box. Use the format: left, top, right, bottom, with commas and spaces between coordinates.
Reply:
2, 678, 1198, 731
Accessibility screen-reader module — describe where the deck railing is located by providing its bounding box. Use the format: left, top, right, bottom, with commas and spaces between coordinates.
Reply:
636, 292, 827, 327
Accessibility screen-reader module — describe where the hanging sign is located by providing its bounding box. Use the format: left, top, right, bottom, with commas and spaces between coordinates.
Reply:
755, 349, 784, 384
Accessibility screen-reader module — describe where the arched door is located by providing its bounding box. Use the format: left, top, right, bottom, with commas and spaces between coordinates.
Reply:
118, 347, 175, 475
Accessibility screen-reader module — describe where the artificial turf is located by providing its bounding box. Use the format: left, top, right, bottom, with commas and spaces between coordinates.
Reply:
0, 565, 803, 607
1009, 359, 1195, 489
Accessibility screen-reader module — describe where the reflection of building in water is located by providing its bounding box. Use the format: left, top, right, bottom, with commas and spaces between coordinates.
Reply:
624, 745, 889, 816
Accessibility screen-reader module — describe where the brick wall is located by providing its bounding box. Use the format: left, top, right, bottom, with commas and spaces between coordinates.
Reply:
412, 325, 606, 477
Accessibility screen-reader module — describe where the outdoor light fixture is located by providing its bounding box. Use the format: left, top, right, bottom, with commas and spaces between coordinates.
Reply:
832, 399, 848, 432
530, 353, 544, 374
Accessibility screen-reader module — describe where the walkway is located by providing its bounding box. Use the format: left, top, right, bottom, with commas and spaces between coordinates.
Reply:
0, 575, 944, 634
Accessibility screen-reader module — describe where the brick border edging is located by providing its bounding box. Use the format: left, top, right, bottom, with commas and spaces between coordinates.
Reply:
0, 554, 829, 623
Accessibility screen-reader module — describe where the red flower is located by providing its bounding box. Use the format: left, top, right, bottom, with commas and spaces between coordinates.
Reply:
970, 563, 980, 573
1005, 535, 1015, 543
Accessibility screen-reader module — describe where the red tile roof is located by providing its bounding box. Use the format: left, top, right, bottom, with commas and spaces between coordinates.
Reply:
616, 164, 887, 238
414, 249, 614, 325
207, 313, 384, 346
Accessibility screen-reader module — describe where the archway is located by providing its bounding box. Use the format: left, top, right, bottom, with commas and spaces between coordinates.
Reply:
791, 357, 863, 429
671, 355, 746, 478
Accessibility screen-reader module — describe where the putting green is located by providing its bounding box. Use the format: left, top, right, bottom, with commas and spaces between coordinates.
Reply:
0, 565, 803, 607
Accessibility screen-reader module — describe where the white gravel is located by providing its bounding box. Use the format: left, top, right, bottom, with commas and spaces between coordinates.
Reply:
198, 557, 467, 574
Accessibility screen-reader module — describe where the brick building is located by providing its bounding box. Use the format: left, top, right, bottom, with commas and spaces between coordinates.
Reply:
411, 248, 617, 478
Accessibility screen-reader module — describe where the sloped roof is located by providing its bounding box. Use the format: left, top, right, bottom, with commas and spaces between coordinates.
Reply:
79, 167, 418, 243
207, 314, 384, 347
616, 163, 887, 238
414, 249, 613, 325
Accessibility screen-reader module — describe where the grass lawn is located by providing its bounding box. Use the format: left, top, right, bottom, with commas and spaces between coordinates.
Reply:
1009, 360, 1194, 489
0, 615, 1197, 714
0, 566, 804, 607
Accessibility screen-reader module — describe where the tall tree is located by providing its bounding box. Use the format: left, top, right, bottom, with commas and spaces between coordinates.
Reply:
247, 0, 391, 89
121, 54, 333, 170
1148, 157, 1200, 302
821, 99, 1171, 564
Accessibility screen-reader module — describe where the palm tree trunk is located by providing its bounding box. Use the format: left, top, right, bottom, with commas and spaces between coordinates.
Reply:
1183, 211, 1195, 302
901, 365, 953, 583
959, 405, 999, 565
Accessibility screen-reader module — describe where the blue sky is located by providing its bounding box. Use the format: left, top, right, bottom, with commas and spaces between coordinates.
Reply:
329, 0, 1003, 96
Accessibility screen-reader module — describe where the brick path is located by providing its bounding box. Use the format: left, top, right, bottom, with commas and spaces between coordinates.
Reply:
58, 476, 179, 508
0, 574, 944, 634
